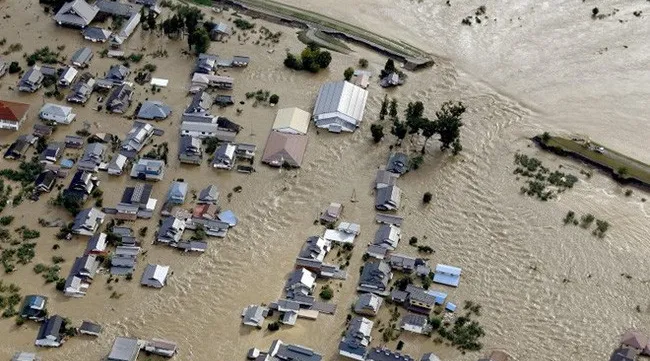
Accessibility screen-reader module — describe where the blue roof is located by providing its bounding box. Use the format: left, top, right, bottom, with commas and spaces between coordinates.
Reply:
27, 295, 46, 308
61, 159, 75, 168
218, 210, 238, 226
445, 302, 456, 312
435, 264, 461, 275
432, 273, 460, 287
425, 290, 447, 305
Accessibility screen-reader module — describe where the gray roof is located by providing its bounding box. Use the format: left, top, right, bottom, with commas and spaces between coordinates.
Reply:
297, 236, 329, 260
198, 184, 219, 203
186, 90, 213, 113
36, 315, 64, 341
373, 224, 400, 250
71, 47, 94, 66
140, 264, 168, 288
79, 320, 102, 335
400, 313, 429, 328
354, 293, 383, 315
19, 67, 44, 91
405, 285, 436, 307
138, 100, 172, 120
339, 317, 373, 359
121, 183, 153, 205
11, 353, 40, 361
375, 185, 401, 211
387, 153, 409, 175
313, 81, 368, 132
194, 54, 217, 74
72, 207, 105, 235
211, 22, 230, 35
375, 170, 397, 188
82, 27, 112, 41
121, 121, 153, 152
108, 337, 140, 361
167, 181, 188, 203
179, 135, 203, 164
54, 0, 99, 27
106, 65, 130, 82
106, 84, 133, 113
272, 341, 323, 361
358, 260, 391, 293
96, 0, 141, 17
366, 348, 415, 361
158, 217, 185, 243
242, 305, 268, 327
85, 232, 107, 254
69, 254, 99, 278
388, 254, 418, 272
67, 77, 95, 103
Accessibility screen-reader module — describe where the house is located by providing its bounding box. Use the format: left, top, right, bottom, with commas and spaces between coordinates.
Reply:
110, 12, 141, 46
137, 100, 172, 120
285, 268, 316, 299
130, 158, 165, 181
242, 305, 269, 328
194, 53, 217, 74
373, 224, 401, 250
116, 183, 157, 219
185, 90, 213, 114
39, 142, 64, 164
265, 340, 323, 361
433, 264, 462, 287
312, 81, 368, 133
33, 124, 54, 138
320, 203, 343, 224
365, 245, 388, 260
190, 73, 233, 92
72, 208, 105, 236
186, 217, 230, 237
96, 0, 141, 18
110, 246, 140, 275
34, 170, 57, 193
108, 337, 140, 361
66, 76, 95, 103
39, 103, 76, 124
178, 135, 203, 164
235, 143, 256, 160
354, 293, 383, 317
143, 339, 178, 358
17, 66, 44, 93
262, 132, 309, 168
209, 22, 231, 40
323, 222, 361, 244
297, 236, 331, 263
85, 232, 108, 255
4, 135, 35, 159
70, 47, 94, 68
82, 27, 112, 43
77, 143, 106, 172
400, 314, 432, 335
387, 153, 409, 175
366, 348, 415, 361
232, 55, 250, 67
339, 317, 373, 361
58, 66, 78, 87
20, 295, 48, 321
375, 185, 401, 211
357, 260, 392, 296
79, 321, 102, 336
380, 73, 401, 88
108, 153, 128, 175
180, 121, 237, 141
353, 71, 370, 89
121, 121, 154, 154
35, 315, 65, 347
11, 353, 41, 361
375, 170, 397, 189
388, 254, 420, 273
157, 217, 186, 244
477, 351, 512, 361
99, 64, 130, 88
198, 184, 219, 204
420, 353, 441, 361
54, 0, 99, 28
62, 257, 98, 296
0, 58, 7, 78
215, 94, 234, 106
40, 65, 58, 79
211, 143, 237, 170
272, 107, 310, 135
404, 285, 436, 314
167, 181, 188, 204
106, 84, 133, 113
141, 264, 169, 288
64, 170, 99, 199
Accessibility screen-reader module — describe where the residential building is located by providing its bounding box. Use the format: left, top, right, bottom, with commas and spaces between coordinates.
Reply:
400, 314, 432, 335
66, 76, 95, 103
353, 71, 370, 89
137, 100, 172, 120
320, 203, 343, 224
71, 47, 94, 68
96, 0, 141, 18
404, 285, 436, 314
85, 232, 108, 255
110, 246, 140, 275
323, 222, 361, 244
4, 135, 34, 159
211, 143, 237, 170
110, 12, 141, 46
366, 348, 415, 361
54, 0, 99, 28
116, 183, 157, 220
72, 208, 105, 236
20, 295, 48, 321
18, 66, 44, 93
388, 254, 419, 273
106, 84, 133, 113
141, 264, 169, 288
40, 65, 58, 78
77, 143, 106, 172
186, 217, 230, 238
157, 217, 186, 244
198, 184, 219, 204
33, 124, 54, 138
357, 260, 392, 296
64, 256, 99, 296
433, 264, 462, 287
272, 107, 310, 134
235, 143, 256, 160
375, 170, 397, 189
121, 121, 154, 154
82, 27, 112, 43
79, 321, 102, 336
167, 181, 188, 204
242, 305, 269, 328
375, 185, 401, 211
420, 353, 441, 361
58, 66, 78, 87
285, 268, 316, 299
297, 236, 331, 263
373, 224, 401, 250
98, 64, 130, 88
143, 339, 178, 358
387, 153, 409, 175
108, 153, 128, 175
180, 120, 237, 141
34, 170, 57, 193
185, 90, 213, 113
108, 337, 140, 361
11, 353, 41, 361
232, 55, 250, 67
130, 158, 165, 181
365, 245, 388, 260
375, 213, 404, 227
39, 103, 76, 124
194, 53, 217, 74
264, 340, 322, 361
354, 293, 383, 317
339, 317, 373, 361
312, 80, 368, 133
190, 73, 233, 92
39, 142, 64, 164
209, 23, 231, 40
178, 135, 202, 164
262, 132, 309, 168
35, 315, 65, 347
215, 94, 234, 106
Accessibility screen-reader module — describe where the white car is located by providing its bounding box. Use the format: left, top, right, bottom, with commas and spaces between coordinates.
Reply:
595, 146, 605, 154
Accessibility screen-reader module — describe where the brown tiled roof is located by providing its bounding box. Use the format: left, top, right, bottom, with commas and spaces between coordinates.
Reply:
262, 132, 308, 167
0, 100, 30, 122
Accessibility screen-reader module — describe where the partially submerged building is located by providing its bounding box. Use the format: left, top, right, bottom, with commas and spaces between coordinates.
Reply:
54, 0, 99, 28
375, 185, 401, 211
71, 207, 105, 236
373, 224, 401, 251
39, 103, 76, 124
354, 293, 383, 317
141, 264, 169, 288
130, 158, 165, 181
339, 317, 373, 361
272, 107, 310, 135
357, 260, 392, 296
18, 66, 44, 93
137, 100, 172, 120
0, 100, 30, 131
20, 295, 48, 321
106, 84, 133, 113
82, 27, 112, 43
116, 183, 157, 220
178, 135, 202, 164
262, 132, 309, 168
77, 143, 106, 172
242, 304, 269, 328
121, 121, 154, 155
35, 315, 65, 347
108, 337, 140, 361
211, 143, 237, 170
312, 81, 368, 133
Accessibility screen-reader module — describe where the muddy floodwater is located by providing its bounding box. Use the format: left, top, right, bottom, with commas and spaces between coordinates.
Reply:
0, 1, 649, 361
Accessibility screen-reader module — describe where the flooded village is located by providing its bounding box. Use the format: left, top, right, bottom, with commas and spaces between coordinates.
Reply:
0, 1, 649, 361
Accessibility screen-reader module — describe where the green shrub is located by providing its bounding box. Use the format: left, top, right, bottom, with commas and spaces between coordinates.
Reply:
319, 285, 334, 300
423, 192, 432, 203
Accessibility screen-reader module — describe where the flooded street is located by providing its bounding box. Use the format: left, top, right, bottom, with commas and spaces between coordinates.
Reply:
0, 1, 649, 361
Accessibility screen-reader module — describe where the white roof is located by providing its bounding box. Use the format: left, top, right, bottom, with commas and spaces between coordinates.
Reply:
150, 78, 168, 87
435, 264, 462, 275
313, 81, 368, 128
323, 229, 356, 244
40, 103, 73, 116
272, 107, 311, 134
152, 265, 169, 283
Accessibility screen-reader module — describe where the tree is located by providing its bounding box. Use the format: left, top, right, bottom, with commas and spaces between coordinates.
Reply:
8, 61, 21, 74
301, 47, 319, 72
147, 10, 156, 31
319, 285, 334, 300
269, 94, 279, 105
405, 101, 424, 121
344, 67, 354, 81
384, 59, 395, 73
358, 58, 368, 68
391, 119, 407, 140
389, 99, 398, 120
284, 53, 301, 70
435, 101, 466, 153
370, 124, 384, 143
541, 131, 551, 143
423, 192, 432, 203
191, 28, 210, 55
315, 50, 332, 69
379, 95, 388, 120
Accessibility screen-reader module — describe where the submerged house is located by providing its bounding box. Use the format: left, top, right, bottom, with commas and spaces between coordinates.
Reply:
79, 321, 102, 336
121, 121, 154, 155
387, 153, 409, 175
108, 337, 140, 361
4, 135, 35, 159
141, 264, 169, 288
97, 64, 130, 88
357, 260, 392, 296
211, 143, 237, 170
40, 103, 76, 124
110, 246, 140, 275
64, 255, 100, 297
320, 203, 343, 224
137, 100, 172, 120
20, 295, 48, 321
82, 27, 112, 43
375, 185, 401, 211
339, 317, 373, 361
375, 170, 398, 189
209, 22, 231, 40
130, 158, 165, 181
157, 217, 186, 244
261, 340, 323, 361
77, 143, 106, 172
143, 339, 178, 358
285, 268, 316, 299
66, 76, 95, 104
71, 207, 105, 236
35, 315, 65, 347
366, 348, 415, 361
167, 181, 188, 204
18, 66, 45, 93
194, 53, 217, 74
197, 184, 219, 204
106, 84, 133, 113
11, 353, 41, 361
403, 285, 437, 314
354, 293, 383, 317
178, 135, 202, 164
373, 224, 401, 250
180, 119, 238, 141
0, 100, 30, 131
190, 73, 233, 92
116, 183, 157, 220
34, 170, 57, 193
272, 107, 310, 135
58, 66, 79, 87
400, 314, 432, 335
312, 80, 368, 133
262, 132, 309, 168
84, 232, 108, 255
110, 12, 141, 47
242, 305, 269, 328
71, 47, 94, 68
54, 0, 99, 28
107, 153, 128, 175
39, 142, 64, 165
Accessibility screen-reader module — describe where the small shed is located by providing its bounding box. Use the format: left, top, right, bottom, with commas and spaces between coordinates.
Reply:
433, 264, 462, 287
79, 320, 102, 336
